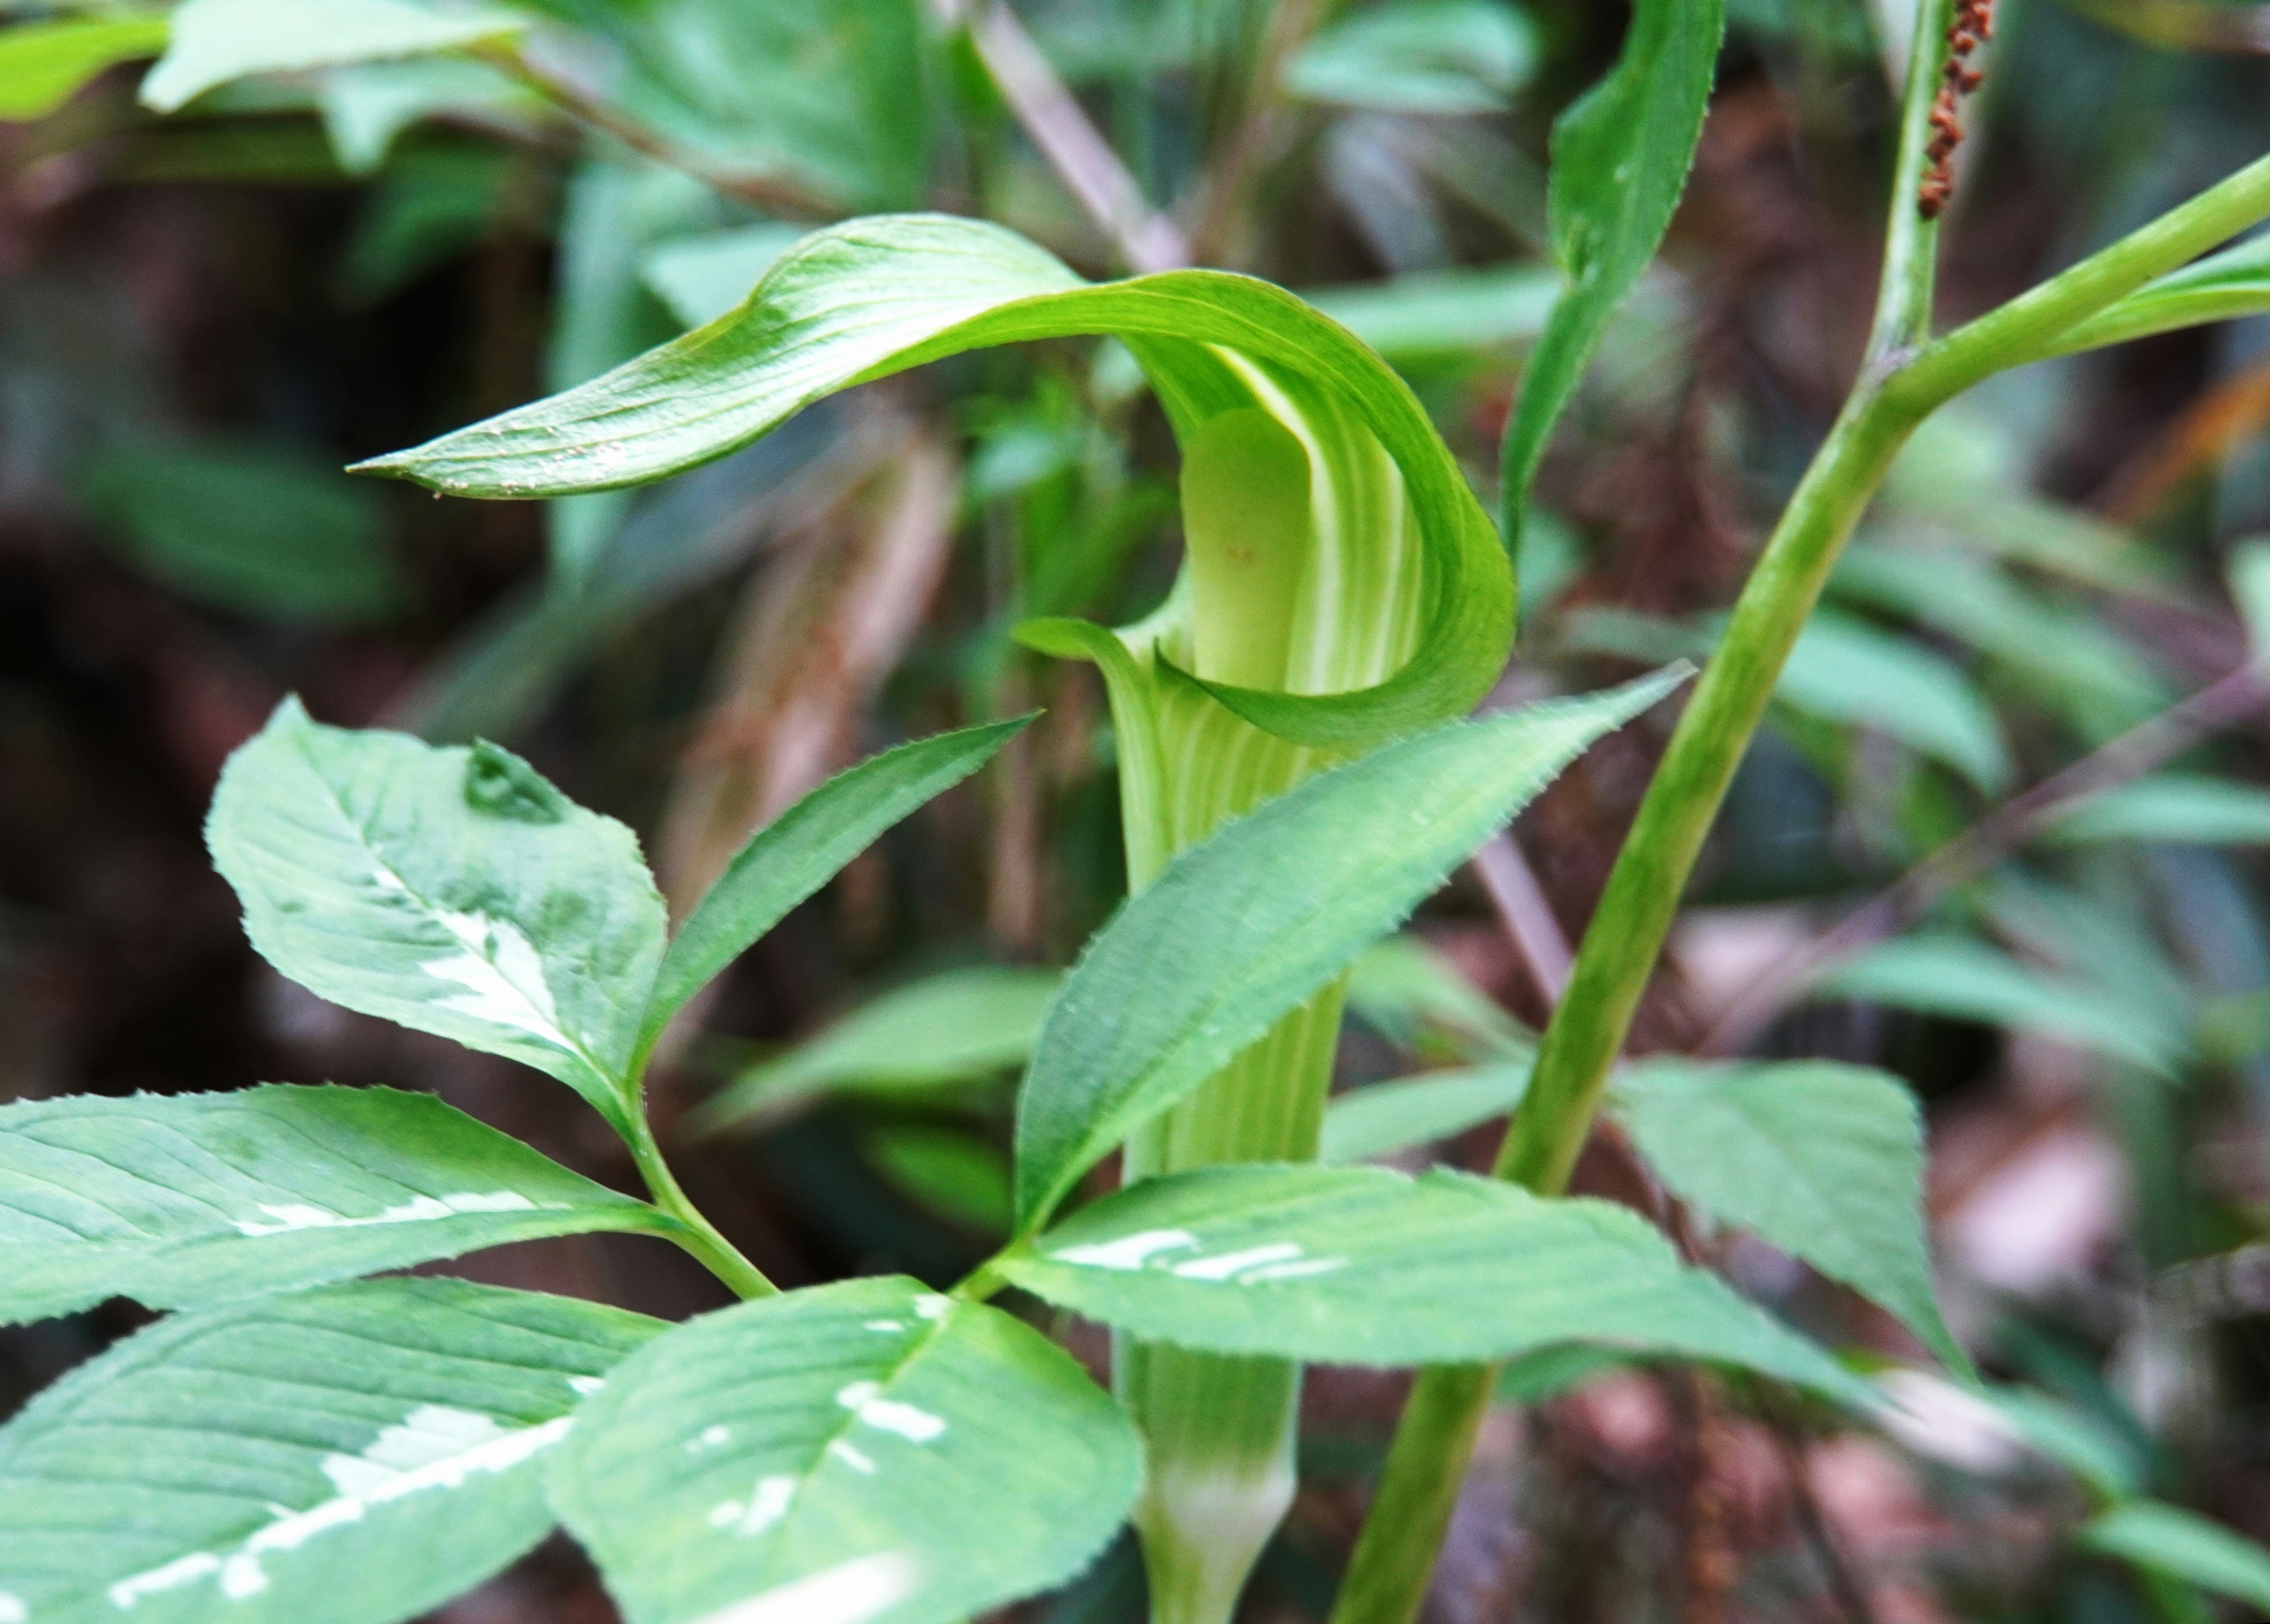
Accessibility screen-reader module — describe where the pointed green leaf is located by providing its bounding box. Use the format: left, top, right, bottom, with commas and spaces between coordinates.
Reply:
694, 966, 1062, 1134
207, 700, 667, 1131
0, 14, 170, 121
2039, 774, 2270, 847
1499, 0, 1726, 544
1778, 612, 2010, 793
2034, 232, 2270, 360
141, 0, 525, 113
1013, 671, 1682, 1231
356, 213, 1514, 751
997, 1165, 1870, 1402
1319, 1065, 1531, 1164
648, 719, 1033, 1048
550, 1276, 1143, 1624
0, 1279, 659, 1624
1609, 1058, 1964, 1371
2079, 1501, 2270, 1613
0, 1084, 680, 1326
1345, 934, 1535, 1061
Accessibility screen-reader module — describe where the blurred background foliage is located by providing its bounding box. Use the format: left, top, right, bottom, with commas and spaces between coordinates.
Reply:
7, 0, 2270, 1619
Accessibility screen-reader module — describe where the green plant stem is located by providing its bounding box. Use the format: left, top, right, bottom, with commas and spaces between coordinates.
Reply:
625, 1112, 776, 1300
1328, 6, 1958, 1620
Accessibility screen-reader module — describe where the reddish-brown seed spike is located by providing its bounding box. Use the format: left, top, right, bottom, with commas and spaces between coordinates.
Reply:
1950, 27, 1979, 54
1954, 64, 1984, 92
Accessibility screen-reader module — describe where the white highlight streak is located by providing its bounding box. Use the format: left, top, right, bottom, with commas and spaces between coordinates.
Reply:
835, 1382, 946, 1444
109, 1555, 220, 1609
826, 1440, 877, 1474
568, 1376, 607, 1398
232, 1190, 538, 1237
421, 909, 568, 1047
686, 1552, 920, 1624
1172, 1243, 1303, 1281
0, 1592, 25, 1624
1049, 1228, 1195, 1271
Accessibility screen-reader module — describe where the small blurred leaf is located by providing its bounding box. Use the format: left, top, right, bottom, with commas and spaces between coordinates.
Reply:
1779, 612, 2012, 793
2039, 226, 2270, 359
1814, 934, 2185, 1076
142, 0, 524, 113
2227, 537, 2270, 661
79, 438, 402, 623
2080, 1501, 2270, 1613
2040, 774, 2270, 846
1345, 933, 1533, 1060
1610, 1058, 1964, 1370
0, 13, 169, 120
698, 966, 1062, 1132
317, 55, 530, 174
866, 1124, 1014, 1232
1977, 1385, 2145, 1502
1493, 1343, 1631, 1405
1285, 0, 1537, 115
339, 146, 513, 305
1319, 1065, 1531, 1164
643, 223, 809, 328
1306, 264, 1562, 361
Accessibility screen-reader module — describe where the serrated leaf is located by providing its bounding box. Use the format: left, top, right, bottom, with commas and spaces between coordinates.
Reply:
1011, 671, 1682, 1232
207, 700, 668, 1132
1499, 0, 1726, 544
550, 1276, 1142, 1624
997, 1165, 1870, 1402
1813, 934, 2185, 1076
356, 212, 1514, 752
648, 719, 1033, 1050
2039, 774, 2270, 846
695, 966, 1062, 1133
1609, 1058, 1964, 1371
2079, 1501, 2270, 1612
0, 14, 170, 121
0, 1084, 679, 1326
0, 1279, 659, 1624
140, 0, 524, 113
1318, 1065, 1531, 1164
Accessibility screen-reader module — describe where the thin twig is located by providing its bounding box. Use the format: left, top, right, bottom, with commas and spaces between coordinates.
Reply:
1698, 658, 2270, 1055
934, 0, 1190, 272
1766, 1419, 1883, 1624
1473, 832, 1574, 1006
476, 43, 841, 221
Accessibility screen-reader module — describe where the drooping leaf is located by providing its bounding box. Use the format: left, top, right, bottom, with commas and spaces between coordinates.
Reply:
1318, 1065, 1531, 1164
0, 13, 170, 121
2039, 774, 2270, 846
206, 700, 669, 1132
78, 438, 403, 625
1813, 934, 2185, 1076
0, 1085, 680, 1326
695, 966, 1062, 1133
141, 0, 526, 114
1012, 671, 1682, 1231
0, 1279, 659, 1624
316, 56, 533, 175
1498, 0, 1727, 544
356, 213, 1515, 752
649, 719, 1033, 1050
2034, 230, 2270, 360
1283, 0, 1537, 116
2078, 1501, 2270, 1613
550, 1275, 1143, 1624
997, 1165, 1870, 1401
1609, 1058, 1964, 1370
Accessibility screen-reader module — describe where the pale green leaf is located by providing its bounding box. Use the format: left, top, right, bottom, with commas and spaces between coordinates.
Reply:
141, 0, 526, 113
357, 213, 1514, 751
1319, 1065, 1530, 1164
998, 1166, 1870, 1401
79, 438, 403, 625
865, 1125, 1014, 1232
650, 720, 1032, 1049
696, 966, 1061, 1133
1610, 1058, 1963, 1370
1306, 265, 1562, 362
206, 700, 667, 1131
1778, 612, 2010, 793
2228, 537, 2270, 663
1812, 934, 2184, 1076
643, 223, 810, 328
1012, 671, 1683, 1231
2039, 774, 2270, 846
2037, 230, 2270, 360
2079, 1501, 2270, 1612
0, 1084, 679, 1326
0, 13, 168, 120
1344, 933, 1533, 1060
550, 1275, 1143, 1624
0, 1279, 659, 1624
1499, 0, 1726, 543
1284, 0, 1536, 116
317, 56, 532, 175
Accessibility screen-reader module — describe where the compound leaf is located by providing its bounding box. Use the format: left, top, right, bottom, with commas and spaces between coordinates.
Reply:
0, 1279, 658, 1624
0, 1084, 680, 1326
1012, 671, 1682, 1232
997, 1165, 1869, 1402
550, 1276, 1142, 1624
1610, 1058, 1964, 1371
207, 700, 667, 1132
